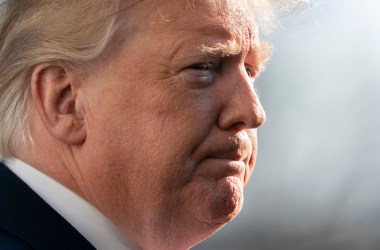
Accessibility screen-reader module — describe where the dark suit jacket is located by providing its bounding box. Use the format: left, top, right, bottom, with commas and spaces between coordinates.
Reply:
0, 161, 96, 250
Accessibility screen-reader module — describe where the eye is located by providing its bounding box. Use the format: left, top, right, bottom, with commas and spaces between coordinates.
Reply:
182, 62, 218, 88
245, 67, 253, 77
244, 64, 258, 79
189, 63, 216, 71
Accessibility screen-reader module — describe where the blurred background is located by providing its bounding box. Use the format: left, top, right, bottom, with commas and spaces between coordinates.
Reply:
195, 0, 380, 249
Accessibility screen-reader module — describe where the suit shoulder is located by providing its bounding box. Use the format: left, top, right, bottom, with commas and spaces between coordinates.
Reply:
0, 228, 33, 250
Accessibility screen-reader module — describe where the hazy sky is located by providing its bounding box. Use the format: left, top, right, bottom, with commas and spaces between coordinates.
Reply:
196, 0, 380, 249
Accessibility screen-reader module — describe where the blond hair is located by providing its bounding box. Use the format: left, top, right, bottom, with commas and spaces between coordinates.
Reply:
0, 0, 121, 157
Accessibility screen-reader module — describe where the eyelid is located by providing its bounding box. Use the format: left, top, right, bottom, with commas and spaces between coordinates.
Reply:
189, 62, 216, 71
181, 61, 219, 88
188, 56, 222, 70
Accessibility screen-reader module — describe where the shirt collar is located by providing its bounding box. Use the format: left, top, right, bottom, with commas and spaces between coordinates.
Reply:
4, 158, 139, 250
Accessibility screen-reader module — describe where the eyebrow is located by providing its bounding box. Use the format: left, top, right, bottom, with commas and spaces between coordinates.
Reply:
254, 41, 273, 71
200, 40, 241, 57
200, 40, 273, 71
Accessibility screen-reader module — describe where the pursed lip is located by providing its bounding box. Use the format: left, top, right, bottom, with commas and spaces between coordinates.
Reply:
194, 133, 254, 179
197, 147, 251, 180
208, 151, 245, 162
197, 157, 246, 180
206, 135, 252, 163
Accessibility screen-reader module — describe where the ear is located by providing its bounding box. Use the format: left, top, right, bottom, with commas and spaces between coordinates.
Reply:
30, 62, 86, 145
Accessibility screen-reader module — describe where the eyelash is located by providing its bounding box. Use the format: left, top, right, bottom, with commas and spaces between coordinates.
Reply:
190, 62, 217, 71
191, 63, 254, 76
245, 66, 256, 78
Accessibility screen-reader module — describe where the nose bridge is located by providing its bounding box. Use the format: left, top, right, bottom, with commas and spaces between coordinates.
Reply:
217, 68, 266, 131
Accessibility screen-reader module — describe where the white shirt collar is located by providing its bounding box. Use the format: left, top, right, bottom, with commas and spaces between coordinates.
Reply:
4, 158, 139, 250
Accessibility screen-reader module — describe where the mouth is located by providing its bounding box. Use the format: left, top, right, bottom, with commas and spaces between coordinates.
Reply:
196, 157, 246, 180
194, 133, 254, 180
209, 150, 245, 161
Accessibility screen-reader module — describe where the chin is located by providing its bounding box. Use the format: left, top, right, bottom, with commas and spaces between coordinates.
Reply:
208, 176, 244, 224
166, 176, 245, 249
188, 175, 244, 228
181, 175, 245, 229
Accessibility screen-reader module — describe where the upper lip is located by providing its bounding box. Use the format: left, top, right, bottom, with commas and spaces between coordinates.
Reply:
208, 151, 244, 161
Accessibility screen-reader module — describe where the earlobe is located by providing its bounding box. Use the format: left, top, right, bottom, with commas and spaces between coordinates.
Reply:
31, 62, 86, 145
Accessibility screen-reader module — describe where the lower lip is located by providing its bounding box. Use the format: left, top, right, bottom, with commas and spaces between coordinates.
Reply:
196, 158, 245, 179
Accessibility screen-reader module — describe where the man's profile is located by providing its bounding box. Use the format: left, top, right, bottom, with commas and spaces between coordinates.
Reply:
0, 0, 297, 249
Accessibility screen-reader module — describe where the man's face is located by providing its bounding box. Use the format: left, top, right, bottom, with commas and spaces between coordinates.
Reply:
77, 0, 266, 246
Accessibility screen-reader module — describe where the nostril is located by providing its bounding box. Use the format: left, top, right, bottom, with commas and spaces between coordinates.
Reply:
223, 121, 248, 132
230, 121, 247, 132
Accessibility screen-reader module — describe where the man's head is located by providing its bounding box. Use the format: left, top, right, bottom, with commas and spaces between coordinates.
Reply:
0, 0, 277, 248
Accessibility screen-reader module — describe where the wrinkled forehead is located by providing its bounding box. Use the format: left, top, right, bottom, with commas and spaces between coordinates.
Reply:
123, 0, 258, 39
110, 0, 263, 64
160, 0, 255, 33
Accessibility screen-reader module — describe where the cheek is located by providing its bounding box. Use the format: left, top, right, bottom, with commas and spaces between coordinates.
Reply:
144, 123, 206, 187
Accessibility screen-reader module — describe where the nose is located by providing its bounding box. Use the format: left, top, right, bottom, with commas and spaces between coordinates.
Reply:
217, 67, 266, 131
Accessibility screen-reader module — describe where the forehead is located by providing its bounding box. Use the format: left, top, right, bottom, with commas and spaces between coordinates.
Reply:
156, 0, 254, 28
111, 0, 265, 69
124, 0, 257, 41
